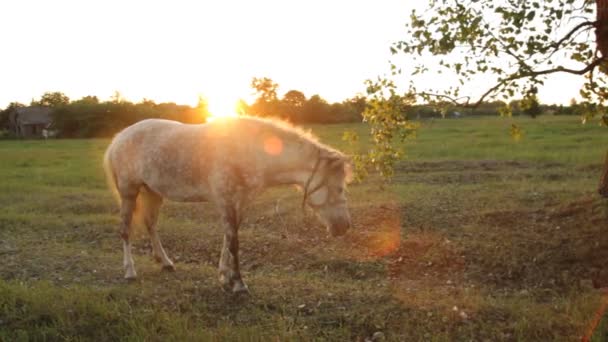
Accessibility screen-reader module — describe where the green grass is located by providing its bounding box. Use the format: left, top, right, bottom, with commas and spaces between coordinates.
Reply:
590, 302, 608, 342
0, 115, 607, 341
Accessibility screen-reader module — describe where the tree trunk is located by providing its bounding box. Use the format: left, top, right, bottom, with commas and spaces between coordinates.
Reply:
600, 151, 608, 197
597, 0, 608, 57
595, 2, 608, 197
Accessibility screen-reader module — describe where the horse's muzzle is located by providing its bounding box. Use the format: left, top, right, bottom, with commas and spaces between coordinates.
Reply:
599, 187, 608, 198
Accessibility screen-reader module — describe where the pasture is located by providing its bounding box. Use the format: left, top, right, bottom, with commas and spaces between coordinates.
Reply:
0, 115, 607, 341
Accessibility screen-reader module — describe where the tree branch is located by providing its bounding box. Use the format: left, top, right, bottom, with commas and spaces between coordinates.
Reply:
418, 92, 471, 106
419, 59, 606, 108
550, 21, 596, 52
472, 58, 606, 107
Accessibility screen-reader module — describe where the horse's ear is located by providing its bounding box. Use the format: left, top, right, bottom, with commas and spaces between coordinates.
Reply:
322, 152, 354, 184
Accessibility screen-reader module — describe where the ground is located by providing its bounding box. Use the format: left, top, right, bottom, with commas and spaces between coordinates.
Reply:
0, 115, 606, 341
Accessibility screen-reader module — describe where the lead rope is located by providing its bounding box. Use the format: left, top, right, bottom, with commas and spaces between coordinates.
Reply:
302, 150, 322, 210
273, 149, 322, 240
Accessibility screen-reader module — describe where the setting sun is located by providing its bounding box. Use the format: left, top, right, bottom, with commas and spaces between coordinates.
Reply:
206, 97, 243, 122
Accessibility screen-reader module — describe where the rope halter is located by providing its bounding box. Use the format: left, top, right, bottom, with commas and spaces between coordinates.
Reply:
302, 149, 329, 209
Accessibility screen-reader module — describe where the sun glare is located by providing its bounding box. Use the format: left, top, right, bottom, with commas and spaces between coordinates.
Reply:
206, 97, 242, 122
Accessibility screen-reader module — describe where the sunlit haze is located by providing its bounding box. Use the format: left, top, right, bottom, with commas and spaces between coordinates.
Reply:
0, 0, 586, 109
206, 96, 241, 121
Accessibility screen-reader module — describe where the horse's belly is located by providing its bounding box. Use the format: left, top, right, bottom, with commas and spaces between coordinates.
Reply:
138, 151, 213, 202
163, 191, 210, 202
146, 180, 211, 202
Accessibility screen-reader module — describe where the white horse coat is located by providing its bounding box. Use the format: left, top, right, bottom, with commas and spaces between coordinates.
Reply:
104, 117, 352, 293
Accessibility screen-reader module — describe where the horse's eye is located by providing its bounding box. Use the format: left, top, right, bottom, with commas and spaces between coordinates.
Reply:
337, 187, 344, 194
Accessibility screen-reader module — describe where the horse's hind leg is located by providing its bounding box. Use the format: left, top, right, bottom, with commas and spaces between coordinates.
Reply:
218, 204, 248, 294
119, 195, 138, 279
140, 187, 174, 271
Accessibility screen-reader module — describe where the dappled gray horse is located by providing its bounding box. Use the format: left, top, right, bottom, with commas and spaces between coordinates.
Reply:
103, 117, 352, 293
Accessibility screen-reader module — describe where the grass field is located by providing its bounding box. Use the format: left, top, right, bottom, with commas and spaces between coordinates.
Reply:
1, 115, 607, 341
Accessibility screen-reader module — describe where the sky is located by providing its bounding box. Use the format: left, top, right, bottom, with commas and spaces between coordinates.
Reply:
0, 0, 587, 111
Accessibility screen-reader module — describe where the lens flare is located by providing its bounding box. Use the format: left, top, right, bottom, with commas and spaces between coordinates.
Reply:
263, 135, 283, 156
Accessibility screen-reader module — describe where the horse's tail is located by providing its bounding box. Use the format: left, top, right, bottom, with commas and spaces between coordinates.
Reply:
103, 143, 147, 229
103, 144, 121, 206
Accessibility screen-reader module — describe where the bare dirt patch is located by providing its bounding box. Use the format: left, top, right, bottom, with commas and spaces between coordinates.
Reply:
397, 160, 544, 173
475, 196, 608, 290
395, 160, 566, 185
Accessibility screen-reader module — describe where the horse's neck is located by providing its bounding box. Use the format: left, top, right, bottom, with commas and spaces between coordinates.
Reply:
265, 144, 317, 187
269, 169, 311, 188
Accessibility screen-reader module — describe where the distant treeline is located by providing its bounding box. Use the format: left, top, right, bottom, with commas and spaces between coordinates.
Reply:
0, 78, 366, 138
0, 77, 593, 138
410, 100, 588, 119
245, 77, 366, 124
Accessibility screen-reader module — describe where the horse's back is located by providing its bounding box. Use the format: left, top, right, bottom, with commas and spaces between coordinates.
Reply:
114, 119, 186, 141
105, 117, 313, 202
107, 119, 214, 201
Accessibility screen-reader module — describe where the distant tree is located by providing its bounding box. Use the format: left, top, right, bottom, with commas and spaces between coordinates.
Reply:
332, 96, 367, 122
247, 78, 364, 123
139, 98, 157, 107
194, 96, 210, 123
301, 94, 330, 123
73, 96, 99, 105
281, 90, 306, 122
328, 103, 347, 123
110, 91, 126, 104
249, 77, 281, 117
519, 89, 542, 118
344, 95, 367, 115
0, 102, 25, 130
236, 99, 249, 115
32, 91, 70, 107
251, 77, 278, 102
283, 90, 306, 108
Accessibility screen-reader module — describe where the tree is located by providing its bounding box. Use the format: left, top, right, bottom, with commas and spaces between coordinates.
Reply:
394, 1, 607, 108
281, 90, 307, 122
301, 94, 330, 123
0, 102, 25, 130
251, 77, 278, 103
110, 91, 126, 104
236, 99, 249, 115
194, 95, 210, 123
358, 0, 608, 183
344, 95, 367, 116
283, 90, 306, 108
32, 91, 70, 107
520, 93, 542, 118
73, 96, 99, 105
249, 77, 280, 117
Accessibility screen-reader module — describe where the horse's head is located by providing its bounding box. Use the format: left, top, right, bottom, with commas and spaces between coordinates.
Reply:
303, 150, 353, 237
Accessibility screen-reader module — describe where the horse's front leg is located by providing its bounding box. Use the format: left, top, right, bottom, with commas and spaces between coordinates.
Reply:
218, 206, 248, 294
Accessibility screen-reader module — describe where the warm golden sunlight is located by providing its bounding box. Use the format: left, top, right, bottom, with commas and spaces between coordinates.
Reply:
206, 97, 242, 122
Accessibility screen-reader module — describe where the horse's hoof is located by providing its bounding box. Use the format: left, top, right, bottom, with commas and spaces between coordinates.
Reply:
220, 281, 249, 295
124, 274, 137, 281
233, 287, 250, 296
153, 255, 162, 263
232, 281, 250, 295
220, 281, 232, 293
162, 264, 176, 272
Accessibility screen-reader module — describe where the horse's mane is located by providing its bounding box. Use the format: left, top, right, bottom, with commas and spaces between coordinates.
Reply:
237, 115, 344, 157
